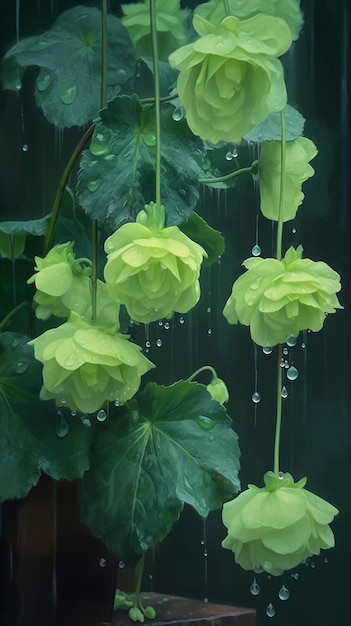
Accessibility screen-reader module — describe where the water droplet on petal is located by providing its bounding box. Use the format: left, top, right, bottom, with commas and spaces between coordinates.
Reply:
278, 585, 290, 601
251, 391, 261, 404
96, 409, 107, 422
250, 578, 261, 596
37, 73, 52, 91
266, 603, 276, 618
286, 335, 297, 347
287, 365, 299, 381
251, 244, 261, 256
22, 144, 29, 152
281, 386, 288, 398
59, 85, 78, 104
99, 558, 107, 568
172, 106, 184, 121
16, 359, 29, 374
262, 346, 272, 355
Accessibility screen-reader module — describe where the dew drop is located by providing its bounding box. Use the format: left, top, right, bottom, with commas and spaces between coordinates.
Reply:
64, 354, 76, 367
251, 391, 261, 404
172, 106, 184, 121
179, 316, 185, 324
81, 416, 92, 428
291, 572, 299, 580
37, 73, 52, 91
287, 365, 299, 381
196, 415, 215, 430
164, 321, 170, 330
87, 179, 102, 192
278, 585, 290, 601
15, 359, 29, 374
59, 85, 78, 104
310, 561, 316, 569
301, 342, 306, 348
114, 399, 120, 407
283, 347, 289, 355
292, 228, 297, 234
232, 147, 238, 158
143, 132, 157, 147
251, 244, 261, 256
71, 410, 77, 417
21, 144, 29, 152
99, 558, 107, 568
266, 603, 276, 618
281, 386, 288, 398
207, 307, 211, 313
117, 68, 127, 80
216, 41, 224, 49
262, 346, 272, 355
90, 129, 111, 156
250, 578, 261, 596
156, 338, 163, 347
225, 150, 234, 161
118, 560, 125, 569
145, 340, 151, 348
60, 397, 67, 405
286, 335, 297, 347
207, 328, 212, 335
96, 409, 107, 422
56, 412, 69, 438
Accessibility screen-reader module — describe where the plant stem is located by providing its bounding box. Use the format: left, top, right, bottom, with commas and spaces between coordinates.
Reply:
149, 0, 162, 208
141, 93, 178, 105
223, 0, 231, 15
198, 161, 258, 185
101, 0, 108, 109
43, 124, 95, 255
273, 344, 283, 476
276, 109, 286, 261
0, 301, 30, 332
134, 555, 145, 606
187, 365, 217, 382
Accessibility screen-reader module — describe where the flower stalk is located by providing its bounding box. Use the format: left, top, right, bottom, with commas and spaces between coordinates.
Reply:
149, 0, 162, 208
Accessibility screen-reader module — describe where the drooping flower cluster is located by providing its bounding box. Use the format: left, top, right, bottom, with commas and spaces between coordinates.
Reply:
222, 471, 338, 576
223, 246, 342, 347
29, 312, 154, 413
121, 0, 190, 62
104, 202, 207, 324
259, 137, 318, 222
169, 8, 295, 144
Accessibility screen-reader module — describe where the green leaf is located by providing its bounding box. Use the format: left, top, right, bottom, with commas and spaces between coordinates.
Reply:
80, 380, 240, 564
77, 95, 206, 229
2, 6, 136, 128
244, 104, 305, 144
0, 332, 92, 501
179, 213, 225, 267
0, 215, 50, 236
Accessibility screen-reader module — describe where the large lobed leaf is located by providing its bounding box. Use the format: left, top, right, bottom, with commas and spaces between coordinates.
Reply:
2, 6, 136, 128
244, 104, 305, 144
77, 95, 206, 229
0, 332, 92, 501
81, 380, 240, 564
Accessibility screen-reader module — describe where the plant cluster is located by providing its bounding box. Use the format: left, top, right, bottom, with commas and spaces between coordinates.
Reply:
0, 0, 342, 618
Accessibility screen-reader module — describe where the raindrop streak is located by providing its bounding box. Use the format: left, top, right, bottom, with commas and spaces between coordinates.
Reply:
201, 517, 209, 603
172, 106, 184, 121
287, 365, 299, 381
250, 578, 261, 596
16, 0, 20, 41
278, 585, 290, 601
266, 603, 276, 618
96, 409, 107, 422
56, 412, 69, 438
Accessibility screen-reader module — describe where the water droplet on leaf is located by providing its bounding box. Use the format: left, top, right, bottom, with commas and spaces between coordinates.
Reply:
90, 129, 111, 155
16, 360, 29, 374
156, 339, 162, 347
59, 85, 78, 104
143, 132, 157, 147
37, 73, 52, 91
87, 179, 102, 192
196, 415, 215, 430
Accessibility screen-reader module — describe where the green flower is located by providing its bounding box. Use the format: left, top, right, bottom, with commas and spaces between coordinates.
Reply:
104, 203, 206, 324
29, 312, 154, 413
206, 376, 229, 404
169, 13, 291, 145
121, 0, 190, 62
259, 138, 318, 222
195, 0, 303, 41
222, 471, 338, 576
223, 246, 342, 347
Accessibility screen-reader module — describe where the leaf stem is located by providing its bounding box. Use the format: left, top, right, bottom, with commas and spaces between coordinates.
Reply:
0, 300, 30, 332
43, 124, 95, 255
141, 93, 178, 105
273, 344, 283, 476
198, 161, 258, 185
149, 0, 162, 208
186, 365, 217, 383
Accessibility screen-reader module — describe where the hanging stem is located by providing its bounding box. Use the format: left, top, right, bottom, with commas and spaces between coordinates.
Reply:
186, 365, 217, 382
43, 124, 95, 255
273, 344, 283, 476
276, 109, 286, 261
198, 161, 258, 185
149, 0, 162, 208
0, 301, 30, 332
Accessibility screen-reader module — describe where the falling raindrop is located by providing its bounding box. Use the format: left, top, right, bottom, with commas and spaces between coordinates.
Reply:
290, 572, 299, 580
179, 316, 185, 324
172, 106, 184, 121
96, 409, 107, 422
164, 321, 170, 330
281, 386, 288, 398
278, 585, 290, 601
71, 410, 77, 417
292, 228, 297, 234
15, 79, 22, 93
81, 416, 92, 428
15, 360, 29, 374
286, 335, 297, 347
250, 578, 261, 596
266, 603, 276, 618
59, 85, 78, 104
287, 365, 299, 381
207, 328, 212, 335
262, 346, 272, 355
145, 340, 151, 348
99, 558, 107, 568
251, 391, 261, 404
225, 150, 234, 161
156, 339, 163, 347
251, 244, 261, 256
21, 144, 29, 152
56, 412, 69, 438
310, 561, 316, 569
118, 560, 125, 569
283, 347, 289, 355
